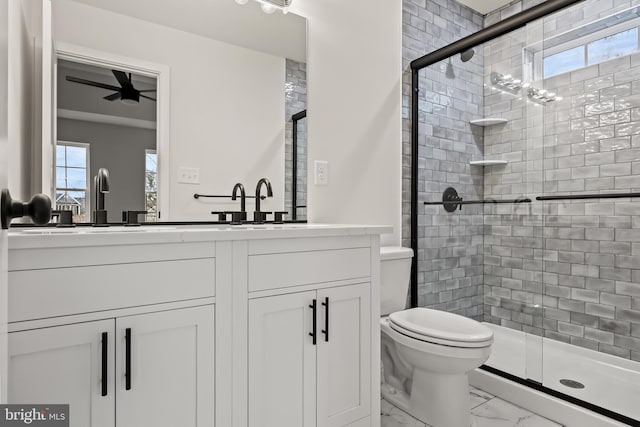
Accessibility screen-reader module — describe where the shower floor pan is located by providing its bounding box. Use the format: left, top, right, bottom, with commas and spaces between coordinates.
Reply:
481, 322, 640, 422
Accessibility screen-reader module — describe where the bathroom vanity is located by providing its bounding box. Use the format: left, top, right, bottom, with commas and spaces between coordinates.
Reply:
6, 224, 388, 427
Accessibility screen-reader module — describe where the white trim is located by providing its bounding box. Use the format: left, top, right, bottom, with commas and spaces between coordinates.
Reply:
57, 108, 156, 130
54, 42, 171, 221
469, 369, 629, 427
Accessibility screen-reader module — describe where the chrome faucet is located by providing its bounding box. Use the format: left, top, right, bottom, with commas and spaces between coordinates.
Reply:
254, 178, 273, 223
93, 168, 110, 226
231, 182, 246, 221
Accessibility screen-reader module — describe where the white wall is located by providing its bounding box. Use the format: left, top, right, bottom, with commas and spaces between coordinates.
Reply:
7, 0, 36, 202
53, 0, 285, 220
290, 1, 402, 246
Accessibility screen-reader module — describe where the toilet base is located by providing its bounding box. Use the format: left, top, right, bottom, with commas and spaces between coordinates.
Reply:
382, 370, 471, 427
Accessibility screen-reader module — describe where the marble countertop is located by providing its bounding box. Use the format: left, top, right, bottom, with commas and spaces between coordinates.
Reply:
8, 223, 393, 249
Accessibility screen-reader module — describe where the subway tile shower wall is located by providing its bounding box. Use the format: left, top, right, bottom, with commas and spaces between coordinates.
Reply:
483, 0, 640, 362
403, 0, 640, 361
402, 0, 485, 319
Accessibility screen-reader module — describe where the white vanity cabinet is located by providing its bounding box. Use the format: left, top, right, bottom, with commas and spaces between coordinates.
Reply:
116, 306, 215, 427
243, 234, 379, 427
8, 306, 214, 427
9, 320, 116, 427
8, 225, 387, 427
248, 283, 371, 427
7, 239, 217, 427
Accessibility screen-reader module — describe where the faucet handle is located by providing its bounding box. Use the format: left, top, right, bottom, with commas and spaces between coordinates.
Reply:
273, 211, 288, 224
225, 211, 245, 225
122, 210, 147, 226
253, 211, 271, 224
51, 210, 74, 227
211, 211, 228, 222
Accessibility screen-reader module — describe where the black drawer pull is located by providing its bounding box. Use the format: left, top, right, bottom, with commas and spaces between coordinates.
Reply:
321, 297, 329, 342
101, 332, 108, 397
125, 328, 132, 390
309, 300, 317, 345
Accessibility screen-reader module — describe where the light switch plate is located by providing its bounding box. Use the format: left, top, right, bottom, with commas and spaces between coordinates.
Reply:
314, 160, 329, 186
178, 167, 200, 184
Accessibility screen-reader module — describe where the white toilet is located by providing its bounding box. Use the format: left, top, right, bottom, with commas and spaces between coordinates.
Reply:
380, 247, 493, 427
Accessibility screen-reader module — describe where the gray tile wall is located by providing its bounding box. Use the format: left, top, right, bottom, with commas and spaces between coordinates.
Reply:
284, 59, 307, 221
482, 0, 640, 361
403, 0, 640, 361
402, 0, 486, 319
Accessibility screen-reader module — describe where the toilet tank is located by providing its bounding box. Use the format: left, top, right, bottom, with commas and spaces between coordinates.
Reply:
380, 246, 414, 316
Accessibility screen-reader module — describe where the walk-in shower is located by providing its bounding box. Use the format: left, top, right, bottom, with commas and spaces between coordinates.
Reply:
404, 0, 640, 423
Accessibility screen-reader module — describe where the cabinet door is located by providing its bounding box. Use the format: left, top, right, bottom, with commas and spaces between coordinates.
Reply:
317, 283, 371, 427
116, 305, 214, 427
248, 291, 317, 427
8, 320, 115, 427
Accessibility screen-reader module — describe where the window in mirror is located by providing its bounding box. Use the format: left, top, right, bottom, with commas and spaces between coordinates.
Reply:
55, 142, 90, 222
145, 149, 158, 221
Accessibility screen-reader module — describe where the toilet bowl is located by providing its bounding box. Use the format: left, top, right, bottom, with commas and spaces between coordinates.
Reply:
380, 247, 493, 427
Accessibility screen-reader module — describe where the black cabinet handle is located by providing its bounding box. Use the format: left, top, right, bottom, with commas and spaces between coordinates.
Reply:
101, 332, 108, 397
125, 328, 132, 390
309, 299, 317, 345
321, 297, 329, 342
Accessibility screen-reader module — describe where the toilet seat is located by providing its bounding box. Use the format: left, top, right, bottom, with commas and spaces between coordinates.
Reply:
388, 308, 493, 348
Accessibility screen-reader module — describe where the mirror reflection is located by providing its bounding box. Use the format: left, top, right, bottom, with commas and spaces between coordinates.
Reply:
33, 0, 307, 223
56, 60, 158, 223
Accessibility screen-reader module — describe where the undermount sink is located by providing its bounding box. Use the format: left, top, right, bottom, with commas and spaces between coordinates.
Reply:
18, 226, 178, 235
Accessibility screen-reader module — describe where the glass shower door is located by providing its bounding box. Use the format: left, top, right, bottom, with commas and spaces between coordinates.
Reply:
539, 0, 640, 421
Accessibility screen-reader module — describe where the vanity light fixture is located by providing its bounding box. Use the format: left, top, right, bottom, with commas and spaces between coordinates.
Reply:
527, 87, 562, 104
490, 72, 523, 94
491, 71, 522, 94
234, 0, 292, 14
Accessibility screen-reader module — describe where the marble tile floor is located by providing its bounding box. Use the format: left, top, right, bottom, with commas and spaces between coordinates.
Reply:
381, 386, 563, 427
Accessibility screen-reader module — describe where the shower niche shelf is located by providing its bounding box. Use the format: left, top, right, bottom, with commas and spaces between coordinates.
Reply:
470, 160, 508, 166
469, 118, 508, 126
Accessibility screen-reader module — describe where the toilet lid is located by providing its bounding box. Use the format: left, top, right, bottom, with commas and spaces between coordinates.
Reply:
389, 308, 493, 345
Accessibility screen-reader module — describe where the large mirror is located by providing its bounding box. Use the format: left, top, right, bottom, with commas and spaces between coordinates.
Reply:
15, 0, 307, 223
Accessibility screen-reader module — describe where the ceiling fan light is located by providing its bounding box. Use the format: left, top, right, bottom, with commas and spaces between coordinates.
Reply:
235, 0, 249, 4
120, 89, 140, 105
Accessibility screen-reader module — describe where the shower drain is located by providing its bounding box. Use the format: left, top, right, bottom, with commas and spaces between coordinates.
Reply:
559, 379, 585, 389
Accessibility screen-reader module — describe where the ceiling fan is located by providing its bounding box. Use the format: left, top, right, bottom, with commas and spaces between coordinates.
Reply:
65, 70, 156, 105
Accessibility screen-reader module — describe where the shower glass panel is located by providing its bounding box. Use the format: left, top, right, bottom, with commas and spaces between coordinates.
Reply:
480, 18, 545, 383
415, 13, 545, 381
411, 0, 640, 423
539, 0, 640, 420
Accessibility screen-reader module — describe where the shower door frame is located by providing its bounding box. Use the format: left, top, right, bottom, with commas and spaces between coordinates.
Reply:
406, 0, 640, 424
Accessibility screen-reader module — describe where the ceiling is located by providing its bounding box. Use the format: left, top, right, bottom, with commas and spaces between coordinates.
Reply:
70, 0, 307, 62
456, 0, 515, 15
58, 59, 157, 123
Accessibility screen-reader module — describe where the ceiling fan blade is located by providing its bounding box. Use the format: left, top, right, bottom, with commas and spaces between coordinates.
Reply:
103, 92, 122, 101
112, 70, 131, 88
66, 76, 121, 92
138, 89, 157, 93
139, 94, 157, 102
